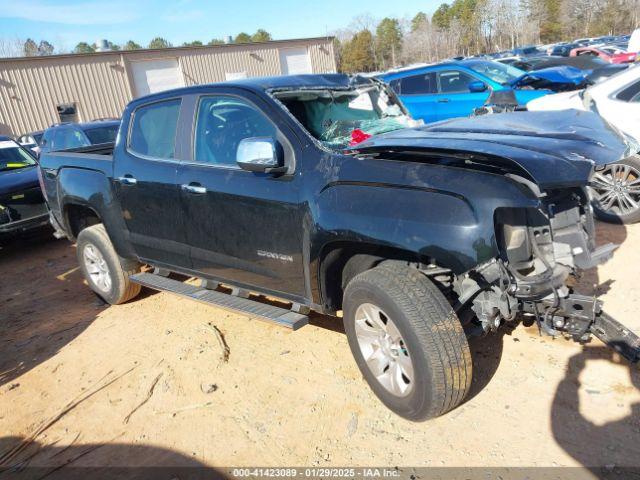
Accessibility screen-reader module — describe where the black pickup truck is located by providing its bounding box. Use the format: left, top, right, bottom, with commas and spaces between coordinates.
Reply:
39, 74, 640, 421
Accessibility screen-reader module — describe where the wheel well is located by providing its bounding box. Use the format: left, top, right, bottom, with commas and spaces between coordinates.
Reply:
318, 243, 421, 311
65, 204, 101, 239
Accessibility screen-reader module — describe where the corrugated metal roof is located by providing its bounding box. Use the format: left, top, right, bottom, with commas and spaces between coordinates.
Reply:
0, 36, 335, 63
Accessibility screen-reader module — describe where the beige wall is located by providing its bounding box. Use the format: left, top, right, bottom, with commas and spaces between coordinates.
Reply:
0, 38, 336, 137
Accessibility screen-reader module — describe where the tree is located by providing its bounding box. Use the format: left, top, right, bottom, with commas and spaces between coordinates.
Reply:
340, 29, 375, 73
73, 42, 95, 54
432, 4, 452, 29
105, 40, 120, 51
234, 32, 252, 43
251, 29, 272, 42
536, 0, 563, 42
123, 40, 142, 50
208, 38, 225, 45
148, 37, 172, 49
23, 38, 38, 56
411, 12, 429, 32
182, 40, 203, 47
38, 40, 54, 55
22, 38, 53, 56
0, 38, 23, 58
375, 18, 402, 69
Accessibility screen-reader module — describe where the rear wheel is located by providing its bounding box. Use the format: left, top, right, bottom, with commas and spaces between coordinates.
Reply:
591, 156, 640, 224
76, 224, 142, 304
343, 262, 472, 421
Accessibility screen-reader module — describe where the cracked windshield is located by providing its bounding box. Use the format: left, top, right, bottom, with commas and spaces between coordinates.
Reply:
276, 84, 423, 149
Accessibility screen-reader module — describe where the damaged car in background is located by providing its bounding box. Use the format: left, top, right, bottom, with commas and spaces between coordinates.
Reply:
379, 60, 594, 123
39, 74, 640, 421
528, 64, 640, 223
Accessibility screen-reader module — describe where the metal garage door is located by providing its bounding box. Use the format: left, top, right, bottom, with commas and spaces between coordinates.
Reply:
279, 48, 312, 75
130, 58, 184, 97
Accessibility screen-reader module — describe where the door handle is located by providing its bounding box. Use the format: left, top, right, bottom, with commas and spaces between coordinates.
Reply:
116, 175, 137, 186
181, 183, 207, 194
437, 98, 450, 103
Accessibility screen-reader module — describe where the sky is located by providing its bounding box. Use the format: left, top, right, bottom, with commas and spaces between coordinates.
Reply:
0, 0, 443, 52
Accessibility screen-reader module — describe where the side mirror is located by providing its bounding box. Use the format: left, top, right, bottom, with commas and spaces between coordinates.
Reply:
236, 137, 285, 173
468, 81, 488, 93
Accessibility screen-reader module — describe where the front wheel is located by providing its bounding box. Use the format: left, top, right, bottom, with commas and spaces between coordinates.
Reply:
343, 262, 472, 421
76, 224, 142, 304
590, 156, 640, 224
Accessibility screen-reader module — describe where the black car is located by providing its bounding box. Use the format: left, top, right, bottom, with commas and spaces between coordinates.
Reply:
0, 137, 49, 239
39, 119, 120, 155
38, 74, 640, 421
552, 43, 582, 56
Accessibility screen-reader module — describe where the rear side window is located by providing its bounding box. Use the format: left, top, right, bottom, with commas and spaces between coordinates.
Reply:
129, 99, 181, 159
616, 80, 640, 102
393, 73, 437, 95
83, 125, 118, 145
52, 127, 90, 151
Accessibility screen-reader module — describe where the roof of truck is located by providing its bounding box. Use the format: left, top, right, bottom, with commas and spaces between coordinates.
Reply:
127, 74, 377, 108
230, 73, 357, 90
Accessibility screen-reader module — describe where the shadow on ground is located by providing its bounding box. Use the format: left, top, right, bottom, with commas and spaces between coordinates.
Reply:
0, 233, 105, 388
0, 437, 227, 479
551, 346, 640, 476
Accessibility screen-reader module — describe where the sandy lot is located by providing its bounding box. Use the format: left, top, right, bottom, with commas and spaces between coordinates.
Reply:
0, 222, 639, 476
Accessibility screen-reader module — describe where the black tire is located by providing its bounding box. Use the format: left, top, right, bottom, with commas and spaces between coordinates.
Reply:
343, 262, 472, 421
591, 155, 640, 224
76, 224, 142, 305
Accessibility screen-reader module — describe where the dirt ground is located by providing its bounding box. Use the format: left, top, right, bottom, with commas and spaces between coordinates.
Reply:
1, 222, 639, 475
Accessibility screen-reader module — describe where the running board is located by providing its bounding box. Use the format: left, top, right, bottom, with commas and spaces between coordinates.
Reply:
129, 272, 309, 330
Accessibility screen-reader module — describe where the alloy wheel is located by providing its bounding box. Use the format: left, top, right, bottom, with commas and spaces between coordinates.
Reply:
83, 243, 112, 293
591, 163, 640, 216
354, 303, 414, 397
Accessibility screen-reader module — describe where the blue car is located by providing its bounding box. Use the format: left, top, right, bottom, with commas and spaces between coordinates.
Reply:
379, 60, 555, 123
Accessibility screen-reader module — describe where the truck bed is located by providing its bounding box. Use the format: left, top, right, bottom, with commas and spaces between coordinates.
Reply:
38, 142, 114, 173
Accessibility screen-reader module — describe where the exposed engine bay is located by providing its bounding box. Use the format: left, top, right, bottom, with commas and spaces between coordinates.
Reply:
427, 185, 640, 363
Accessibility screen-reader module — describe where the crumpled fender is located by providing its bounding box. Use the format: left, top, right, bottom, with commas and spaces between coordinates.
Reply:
512, 66, 588, 90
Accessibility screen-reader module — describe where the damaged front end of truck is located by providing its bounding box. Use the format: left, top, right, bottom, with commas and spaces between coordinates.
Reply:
270, 76, 640, 363
460, 185, 640, 363
350, 111, 640, 364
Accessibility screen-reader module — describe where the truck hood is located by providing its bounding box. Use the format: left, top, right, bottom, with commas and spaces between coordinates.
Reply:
348, 110, 639, 189
511, 66, 588, 91
0, 165, 39, 197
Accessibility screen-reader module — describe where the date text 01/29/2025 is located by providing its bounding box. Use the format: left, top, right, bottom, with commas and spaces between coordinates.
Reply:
231, 468, 401, 478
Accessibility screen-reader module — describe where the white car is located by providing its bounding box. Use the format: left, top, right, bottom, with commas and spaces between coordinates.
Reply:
527, 65, 640, 224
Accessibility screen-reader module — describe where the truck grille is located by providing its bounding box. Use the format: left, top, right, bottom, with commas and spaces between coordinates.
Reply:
0, 186, 47, 225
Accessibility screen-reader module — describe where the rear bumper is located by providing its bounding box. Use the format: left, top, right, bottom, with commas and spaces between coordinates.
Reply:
0, 213, 50, 235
